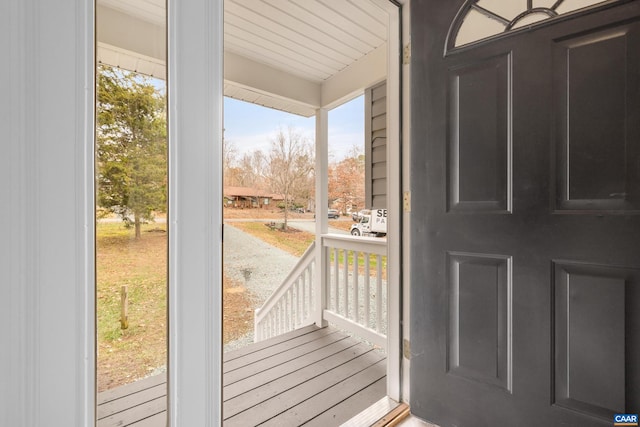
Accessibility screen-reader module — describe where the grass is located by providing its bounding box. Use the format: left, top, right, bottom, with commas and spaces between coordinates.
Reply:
328, 249, 387, 278
328, 219, 353, 232
96, 222, 167, 391
96, 221, 254, 392
228, 221, 315, 257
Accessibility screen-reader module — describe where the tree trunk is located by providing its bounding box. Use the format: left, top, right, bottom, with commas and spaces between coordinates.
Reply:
283, 201, 288, 231
134, 215, 141, 239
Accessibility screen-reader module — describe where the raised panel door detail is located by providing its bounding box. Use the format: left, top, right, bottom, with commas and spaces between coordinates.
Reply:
448, 54, 512, 213
554, 24, 640, 212
448, 252, 512, 391
553, 261, 640, 418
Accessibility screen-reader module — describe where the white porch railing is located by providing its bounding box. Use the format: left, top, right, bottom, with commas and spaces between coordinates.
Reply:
254, 242, 316, 341
254, 234, 388, 349
322, 234, 387, 350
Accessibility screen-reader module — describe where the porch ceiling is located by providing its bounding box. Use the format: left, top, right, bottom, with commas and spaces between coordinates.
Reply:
97, 0, 390, 116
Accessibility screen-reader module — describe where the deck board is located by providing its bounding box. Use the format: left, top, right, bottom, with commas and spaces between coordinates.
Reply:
224, 330, 347, 385
224, 350, 385, 426
98, 383, 166, 419
304, 378, 388, 426
96, 326, 387, 426
260, 360, 387, 426
224, 336, 360, 399
223, 342, 373, 417
223, 324, 318, 362
98, 371, 166, 405
223, 327, 335, 373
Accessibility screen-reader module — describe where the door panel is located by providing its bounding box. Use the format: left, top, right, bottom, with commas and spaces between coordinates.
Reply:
448, 53, 511, 212
553, 261, 638, 419
554, 24, 640, 211
410, 1, 640, 426
448, 252, 511, 391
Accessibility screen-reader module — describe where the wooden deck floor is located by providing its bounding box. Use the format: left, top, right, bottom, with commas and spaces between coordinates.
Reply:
97, 325, 387, 426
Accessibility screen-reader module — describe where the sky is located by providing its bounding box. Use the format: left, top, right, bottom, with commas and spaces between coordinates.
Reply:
147, 72, 365, 162
223, 95, 365, 162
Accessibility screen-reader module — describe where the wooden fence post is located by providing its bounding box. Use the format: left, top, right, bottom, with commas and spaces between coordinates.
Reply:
120, 285, 129, 330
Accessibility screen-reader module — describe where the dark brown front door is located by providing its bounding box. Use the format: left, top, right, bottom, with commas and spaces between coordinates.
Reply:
410, 1, 640, 426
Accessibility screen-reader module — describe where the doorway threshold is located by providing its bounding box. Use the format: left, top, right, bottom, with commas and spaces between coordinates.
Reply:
342, 397, 432, 426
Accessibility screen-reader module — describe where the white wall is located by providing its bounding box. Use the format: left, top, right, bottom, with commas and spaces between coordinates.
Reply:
0, 0, 95, 425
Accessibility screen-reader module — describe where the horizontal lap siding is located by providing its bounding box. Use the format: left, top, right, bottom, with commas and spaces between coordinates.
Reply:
366, 81, 387, 209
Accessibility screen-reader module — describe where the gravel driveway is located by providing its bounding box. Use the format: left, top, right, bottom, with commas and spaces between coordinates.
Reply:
223, 224, 301, 351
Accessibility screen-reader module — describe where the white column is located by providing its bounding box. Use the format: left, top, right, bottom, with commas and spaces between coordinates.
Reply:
314, 108, 329, 327
0, 0, 95, 425
168, 0, 223, 424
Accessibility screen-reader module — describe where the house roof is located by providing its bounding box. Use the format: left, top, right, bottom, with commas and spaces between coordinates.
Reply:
223, 186, 285, 200
224, 186, 270, 198
96, 0, 392, 116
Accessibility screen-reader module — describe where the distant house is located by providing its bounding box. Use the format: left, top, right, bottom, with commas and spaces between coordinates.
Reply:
223, 186, 282, 209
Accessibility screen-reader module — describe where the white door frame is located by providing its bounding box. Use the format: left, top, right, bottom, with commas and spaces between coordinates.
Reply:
0, 0, 95, 425
370, 0, 403, 401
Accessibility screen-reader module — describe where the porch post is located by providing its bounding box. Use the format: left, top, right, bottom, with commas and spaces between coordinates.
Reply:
168, 0, 223, 424
314, 108, 329, 327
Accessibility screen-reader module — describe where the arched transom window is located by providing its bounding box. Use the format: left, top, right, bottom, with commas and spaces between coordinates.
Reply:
447, 0, 620, 51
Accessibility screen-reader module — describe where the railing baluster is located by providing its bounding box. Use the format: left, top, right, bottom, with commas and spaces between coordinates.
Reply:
289, 288, 293, 332
354, 251, 359, 324
300, 275, 305, 324
308, 262, 312, 308
269, 312, 273, 339
333, 247, 339, 313
274, 304, 278, 336
287, 289, 291, 332
296, 280, 299, 328
254, 237, 387, 346
376, 254, 382, 333
305, 263, 315, 318
365, 253, 370, 328
343, 249, 348, 318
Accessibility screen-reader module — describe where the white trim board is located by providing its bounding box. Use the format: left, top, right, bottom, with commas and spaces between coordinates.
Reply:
0, 0, 96, 424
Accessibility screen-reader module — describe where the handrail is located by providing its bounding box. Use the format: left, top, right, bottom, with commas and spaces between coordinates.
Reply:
254, 241, 316, 341
322, 233, 386, 255
254, 234, 389, 347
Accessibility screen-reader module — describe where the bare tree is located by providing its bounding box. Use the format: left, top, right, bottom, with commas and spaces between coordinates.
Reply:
267, 127, 314, 229
328, 146, 365, 214
238, 150, 267, 188
223, 137, 239, 186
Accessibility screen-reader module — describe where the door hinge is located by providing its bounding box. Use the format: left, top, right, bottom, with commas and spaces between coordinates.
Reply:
403, 42, 411, 65
403, 191, 411, 212
403, 339, 411, 359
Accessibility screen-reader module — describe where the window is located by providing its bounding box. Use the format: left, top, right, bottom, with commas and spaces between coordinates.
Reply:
448, 0, 618, 51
